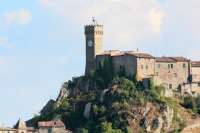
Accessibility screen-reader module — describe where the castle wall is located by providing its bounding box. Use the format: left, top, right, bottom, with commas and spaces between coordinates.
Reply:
137, 58, 155, 80
181, 83, 200, 96
154, 61, 189, 90
191, 67, 200, 82
112, 55, 137, 77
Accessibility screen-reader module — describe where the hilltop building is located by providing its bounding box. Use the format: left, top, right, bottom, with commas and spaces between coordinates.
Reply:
84, 21, 200, 97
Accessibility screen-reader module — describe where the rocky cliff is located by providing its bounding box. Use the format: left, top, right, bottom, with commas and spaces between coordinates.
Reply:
28, 75, 200, 133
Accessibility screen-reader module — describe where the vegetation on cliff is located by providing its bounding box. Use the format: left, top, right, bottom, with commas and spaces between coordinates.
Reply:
28, 59, 198, 133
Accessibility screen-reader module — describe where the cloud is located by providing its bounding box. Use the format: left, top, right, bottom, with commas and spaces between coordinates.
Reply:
38, 0, 164, 49
3, 9, 32, 26
148, 7, 164, 33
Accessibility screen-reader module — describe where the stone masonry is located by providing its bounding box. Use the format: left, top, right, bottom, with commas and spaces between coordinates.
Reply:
84, 22, 200, 96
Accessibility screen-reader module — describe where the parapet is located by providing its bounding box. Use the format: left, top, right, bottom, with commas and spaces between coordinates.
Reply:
85, 24, 103, 35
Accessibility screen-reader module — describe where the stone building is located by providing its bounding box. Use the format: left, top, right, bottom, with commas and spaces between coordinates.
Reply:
38, 120, 71, 133
84, 21, 200, 96
181, 61, 200, 96
154, 57, 190, 90
0, 119, 71, 133
0, 127, 16, 133
96, 50, 155, 80
191, 61, 200, 82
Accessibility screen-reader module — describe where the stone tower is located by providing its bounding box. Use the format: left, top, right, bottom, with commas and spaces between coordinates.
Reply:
85, 20, 103, 75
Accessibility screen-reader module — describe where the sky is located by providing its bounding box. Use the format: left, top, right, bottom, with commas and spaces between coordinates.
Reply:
0, 0, 200, 126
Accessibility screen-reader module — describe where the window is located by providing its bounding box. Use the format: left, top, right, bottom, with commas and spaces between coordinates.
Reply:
146, 65, 148, 69
198, 83, 200, 87
157, 64, 161, 68
48, 129, 52, 133
169, 84, 172, 89
168, 64, 174, 69
141, 65, 143, 69
171, 64, 173, 69
183, 63, 186, 68
168, 64, 170, 69
174, 73, 177, 77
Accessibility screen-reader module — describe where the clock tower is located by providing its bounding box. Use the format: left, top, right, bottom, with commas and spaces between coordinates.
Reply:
85, 19, 103, 75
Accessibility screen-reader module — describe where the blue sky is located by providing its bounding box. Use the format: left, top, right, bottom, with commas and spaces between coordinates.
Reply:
0, 0, 200, 126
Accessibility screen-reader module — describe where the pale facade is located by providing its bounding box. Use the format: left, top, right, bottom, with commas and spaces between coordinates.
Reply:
154, 57, 190, 90
191, 61, 200, 82
38, 120, 71, 133
0, 128, 16, 133
1, 119, 71, 133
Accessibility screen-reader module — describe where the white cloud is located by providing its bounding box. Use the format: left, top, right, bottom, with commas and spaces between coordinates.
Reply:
149, 7, 164, 33
38, 0, 200, 58
3, 9, 32, 26
38, 0, 164, 49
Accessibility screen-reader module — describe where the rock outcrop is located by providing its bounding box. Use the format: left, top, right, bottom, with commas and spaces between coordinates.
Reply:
56, 86, 69, 103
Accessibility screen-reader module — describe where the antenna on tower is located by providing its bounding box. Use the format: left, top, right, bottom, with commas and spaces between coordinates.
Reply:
92, 17, 97, 25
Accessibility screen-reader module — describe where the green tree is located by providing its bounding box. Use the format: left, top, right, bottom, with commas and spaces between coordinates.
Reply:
100, 122, 122, 133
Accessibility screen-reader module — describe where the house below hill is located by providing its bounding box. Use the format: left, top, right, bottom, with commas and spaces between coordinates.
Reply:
0, 119, 71, 133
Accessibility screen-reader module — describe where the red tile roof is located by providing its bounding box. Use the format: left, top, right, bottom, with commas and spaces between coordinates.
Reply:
170, 57, 190, 62
97, 50, 154, 58
156, 57, 189, 63
156, 57, 176, 63
126, 51, 154, 58
38, 120, 65, 128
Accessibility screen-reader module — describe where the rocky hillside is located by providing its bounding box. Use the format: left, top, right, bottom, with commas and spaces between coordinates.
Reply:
27, 61, 200, 133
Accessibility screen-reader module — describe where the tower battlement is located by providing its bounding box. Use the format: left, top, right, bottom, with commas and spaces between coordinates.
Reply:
85, 25, 103, 35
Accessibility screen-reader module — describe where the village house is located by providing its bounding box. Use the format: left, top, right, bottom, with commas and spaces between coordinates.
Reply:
0, 119, 71, 133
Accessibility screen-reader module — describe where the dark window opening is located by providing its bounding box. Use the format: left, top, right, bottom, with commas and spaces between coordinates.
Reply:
169, 84, 172, 89
198, 83, 200, 87
183, 63, 186, 68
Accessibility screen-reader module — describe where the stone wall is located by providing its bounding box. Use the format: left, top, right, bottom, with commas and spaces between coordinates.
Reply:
181, 83, 200, 96
191, 67, 200, 82
112, 55, 137, 77
154, 61, 189, 90
137, 58, 155, 80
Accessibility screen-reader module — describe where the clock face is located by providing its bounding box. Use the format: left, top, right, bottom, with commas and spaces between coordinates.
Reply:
88, 40, 93, 47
